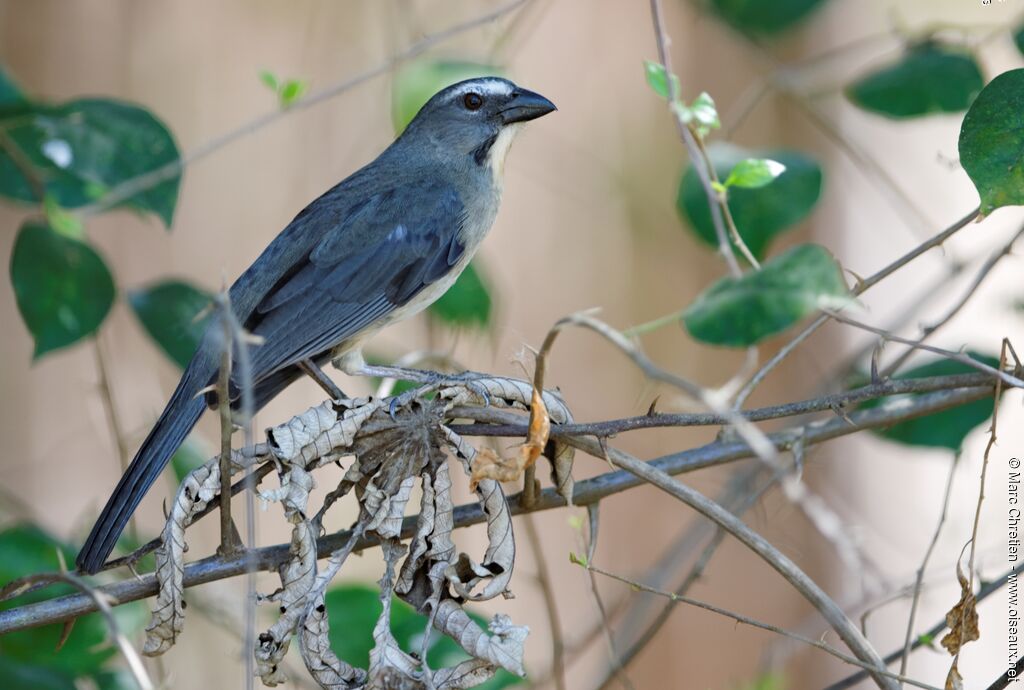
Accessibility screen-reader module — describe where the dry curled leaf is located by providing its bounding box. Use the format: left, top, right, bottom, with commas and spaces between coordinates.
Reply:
945, 661, 963, 690
940, 561, 979, 655
268, 398, 382, 466
442, 429, 516, 601
299, 592, 368, 689
255, 520, 318, 685
469, 386, 549, 490
144, 460, 225, 656
432, 599, 528, 677
441, 376, 575, 505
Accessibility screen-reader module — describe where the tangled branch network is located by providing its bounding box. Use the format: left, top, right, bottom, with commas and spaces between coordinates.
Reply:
143, 376, 574, 689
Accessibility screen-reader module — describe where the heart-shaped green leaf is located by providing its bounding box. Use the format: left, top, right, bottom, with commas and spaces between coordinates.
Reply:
0, 524, 145, 686
678, 143, 822, 260
708, 0, 829, 35
428, 261, 493, 330
10, 221, 115, 358
860, 353, 1000, 450
958, 68, 1024, 215
128, 279, 212, 369
0, 98, 181, 227
683, 243, 851, 347
391, 60, 502, 135
846, 42, 983, 119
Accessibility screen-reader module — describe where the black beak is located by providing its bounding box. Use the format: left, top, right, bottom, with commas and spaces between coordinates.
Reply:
499, 88, 557, 124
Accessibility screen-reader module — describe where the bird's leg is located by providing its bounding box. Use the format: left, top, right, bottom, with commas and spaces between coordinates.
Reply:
298, 359, 347, 400
334, 350, 491, 417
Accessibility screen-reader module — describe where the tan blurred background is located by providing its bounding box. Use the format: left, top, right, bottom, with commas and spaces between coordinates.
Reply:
2, 0, 1023, 688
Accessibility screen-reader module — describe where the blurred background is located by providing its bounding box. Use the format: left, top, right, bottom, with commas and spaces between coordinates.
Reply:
1, 0, 1023, 688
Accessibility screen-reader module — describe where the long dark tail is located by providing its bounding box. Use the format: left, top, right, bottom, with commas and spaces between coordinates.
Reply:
75, 353, 316, 574
76, 366, 209, 574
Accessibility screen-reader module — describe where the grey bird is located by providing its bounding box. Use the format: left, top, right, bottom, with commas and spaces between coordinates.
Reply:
76, 77, 556, 574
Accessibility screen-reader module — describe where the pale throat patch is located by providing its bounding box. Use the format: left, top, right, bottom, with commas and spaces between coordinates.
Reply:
488, 123, 522, 180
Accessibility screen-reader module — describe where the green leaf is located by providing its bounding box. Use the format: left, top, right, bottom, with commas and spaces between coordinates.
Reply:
846, 42, 984, 119
325, 583, 522, 688
683, 244, 851, 347
724, 158, 786, 189
392, 60, 502, 134
10, 221, 115, 358
0, 524, 144, 685
170, 437, 210, 484
0, 98, 181, 227
1015, 25, 1024, 57
258, 70, 280, 92
861, 353, 1000, 450
0, 66, 29, 116
428, 261, 493, 330
708, 0, 828, 35
643, 60, 680, 100
678, 143, 823, 259
278, 79, 308, 108
128, 279, 212, 369
958, 68, 1024, 215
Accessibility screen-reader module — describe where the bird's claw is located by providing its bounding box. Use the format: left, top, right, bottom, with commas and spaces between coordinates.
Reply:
387, 386, 423, 421
384, 371, 492, 420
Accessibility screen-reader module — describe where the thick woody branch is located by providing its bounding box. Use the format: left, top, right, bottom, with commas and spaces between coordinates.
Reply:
0, 381, 992, 636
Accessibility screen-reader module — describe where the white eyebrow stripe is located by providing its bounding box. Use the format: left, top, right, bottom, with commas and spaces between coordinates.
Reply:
448, 79, 513, 98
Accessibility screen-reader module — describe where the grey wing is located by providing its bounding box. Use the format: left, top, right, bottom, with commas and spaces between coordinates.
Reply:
244, 182, 467, 378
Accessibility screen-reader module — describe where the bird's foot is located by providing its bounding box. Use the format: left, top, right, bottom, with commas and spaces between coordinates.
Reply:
383, 370, 492, 420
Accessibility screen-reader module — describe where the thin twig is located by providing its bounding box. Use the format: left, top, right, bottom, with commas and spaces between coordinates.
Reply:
898, 454, 958, 685
448, 371, 998, 438
93, 336, 137, 543
216, 298, 238, 556
882, 224, 1024, 377
822, 309, 1024, 389
648, 0, 742, 277
565, 439, 897, 689
581, 504, 634, 690
596, 469, 771, 690
522, 514, 566, 690
733, 206, 980, 409
25, 570, 156, 690
0, 383, 995, 634
579, 562, 937, 690
826, 562, 1024, 690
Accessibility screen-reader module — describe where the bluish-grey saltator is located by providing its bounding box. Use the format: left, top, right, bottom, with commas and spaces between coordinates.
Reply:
76, 77, 555, 574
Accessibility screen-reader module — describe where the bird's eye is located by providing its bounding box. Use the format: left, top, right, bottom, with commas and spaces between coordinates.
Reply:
463, 92, 484, 111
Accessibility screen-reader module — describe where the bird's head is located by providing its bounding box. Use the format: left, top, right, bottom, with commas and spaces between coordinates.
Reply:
400, 77, 556, 174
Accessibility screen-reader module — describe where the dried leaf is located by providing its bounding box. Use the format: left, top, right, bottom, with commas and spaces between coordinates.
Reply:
268, 398, 381, 466
945, 661, 963, 690
441, 376, 575, 505
367, 541, 420, 686
940, 561, 979, 655
299, 592, 367, 689
397, 463, 456, 596
144, 460, 225, 656
256, 520, 318, 685
432, 599, 528, 677
468, 386, 550, 490
440, 375, 571, 423
432, 659, 498, 689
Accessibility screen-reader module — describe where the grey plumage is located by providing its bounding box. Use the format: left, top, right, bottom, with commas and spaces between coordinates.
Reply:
76, 77, 555, 574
